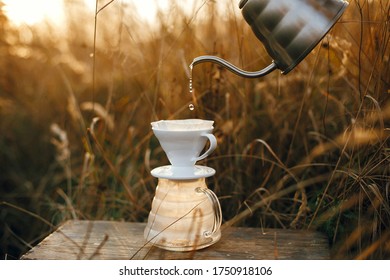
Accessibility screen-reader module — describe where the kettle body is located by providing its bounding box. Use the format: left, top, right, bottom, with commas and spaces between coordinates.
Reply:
240, 0, 349, 74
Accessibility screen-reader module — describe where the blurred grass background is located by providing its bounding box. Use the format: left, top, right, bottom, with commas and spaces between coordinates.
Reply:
0, 0, 389, 259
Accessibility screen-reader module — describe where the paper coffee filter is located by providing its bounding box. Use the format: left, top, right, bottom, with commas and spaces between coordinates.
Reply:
151, 119, 214, 131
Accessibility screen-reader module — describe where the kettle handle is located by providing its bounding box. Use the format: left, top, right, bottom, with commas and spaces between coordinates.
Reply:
190, 55, 277, 78
196, 187, 222, 238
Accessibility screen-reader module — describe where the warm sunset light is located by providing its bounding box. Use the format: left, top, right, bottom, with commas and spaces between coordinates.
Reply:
2, 0, 174, 26
2, 0, 65, 25
1, 0, 389, 266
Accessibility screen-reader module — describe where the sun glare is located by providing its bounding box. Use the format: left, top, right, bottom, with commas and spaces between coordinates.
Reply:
3, 0, 202, 27
3, 0, 65, 26
83, 0, 170, 23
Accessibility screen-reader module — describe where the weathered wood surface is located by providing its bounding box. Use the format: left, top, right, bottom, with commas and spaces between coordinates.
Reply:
21, 220, 329, 260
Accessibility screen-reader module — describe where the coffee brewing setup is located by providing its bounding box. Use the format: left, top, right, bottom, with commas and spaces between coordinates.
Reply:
144, 0, 349, 251
144, 120, 222, 251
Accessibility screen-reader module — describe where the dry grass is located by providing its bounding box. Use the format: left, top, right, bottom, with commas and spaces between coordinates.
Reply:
0, 0, 389, 259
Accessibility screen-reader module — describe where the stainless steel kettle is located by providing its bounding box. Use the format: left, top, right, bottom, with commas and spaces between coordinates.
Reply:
191, 0, 349, 78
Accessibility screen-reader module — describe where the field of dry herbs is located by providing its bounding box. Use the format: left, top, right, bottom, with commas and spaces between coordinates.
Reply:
0, 0, 389, 259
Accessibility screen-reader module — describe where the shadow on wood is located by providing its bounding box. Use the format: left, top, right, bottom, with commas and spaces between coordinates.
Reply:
21, 220, 329, 260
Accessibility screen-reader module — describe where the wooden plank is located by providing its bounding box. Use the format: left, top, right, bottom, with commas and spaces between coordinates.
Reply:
21, 220, 329, 260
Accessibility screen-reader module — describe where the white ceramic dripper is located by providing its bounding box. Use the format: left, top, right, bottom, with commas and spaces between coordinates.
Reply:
150, 119, 217, 179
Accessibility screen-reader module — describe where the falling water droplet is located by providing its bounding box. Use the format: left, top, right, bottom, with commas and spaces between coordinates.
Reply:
188, 64, 195, 111
189, 64, 194, 94
189, 78, 193, 94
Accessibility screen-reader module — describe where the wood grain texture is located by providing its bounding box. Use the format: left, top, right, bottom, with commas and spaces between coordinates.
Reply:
21, 220, 329, 260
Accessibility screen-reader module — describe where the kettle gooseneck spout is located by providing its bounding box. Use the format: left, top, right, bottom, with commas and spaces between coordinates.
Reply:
190, 55, 278, 79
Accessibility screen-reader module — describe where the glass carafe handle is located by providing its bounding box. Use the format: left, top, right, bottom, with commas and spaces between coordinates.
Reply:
196, 187, 222, 238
